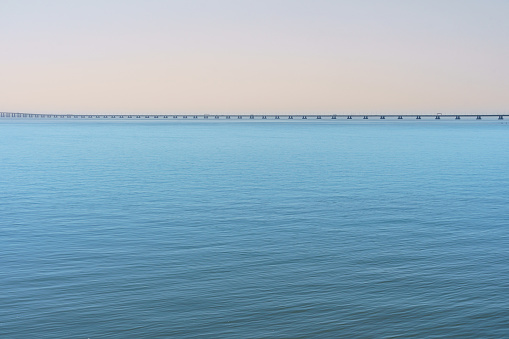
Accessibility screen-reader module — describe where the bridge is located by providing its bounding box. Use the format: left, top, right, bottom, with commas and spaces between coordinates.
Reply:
1, 112, 507, 120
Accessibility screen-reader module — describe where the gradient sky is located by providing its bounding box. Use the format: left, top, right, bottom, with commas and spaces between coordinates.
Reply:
1, 0, 508, 114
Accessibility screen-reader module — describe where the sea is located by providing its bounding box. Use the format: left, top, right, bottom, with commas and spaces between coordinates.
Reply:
1, 118, 508, 338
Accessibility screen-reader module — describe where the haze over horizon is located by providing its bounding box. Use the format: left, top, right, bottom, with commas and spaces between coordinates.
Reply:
1, 0, 508, 115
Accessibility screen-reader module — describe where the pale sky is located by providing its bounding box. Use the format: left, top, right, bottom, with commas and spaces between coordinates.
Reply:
1, 0, 508, 114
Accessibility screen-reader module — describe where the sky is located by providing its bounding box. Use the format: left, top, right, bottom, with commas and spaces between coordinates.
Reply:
1, 0, 508, 115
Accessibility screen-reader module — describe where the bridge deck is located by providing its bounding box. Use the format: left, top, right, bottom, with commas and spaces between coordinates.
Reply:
1, 113, 507, 120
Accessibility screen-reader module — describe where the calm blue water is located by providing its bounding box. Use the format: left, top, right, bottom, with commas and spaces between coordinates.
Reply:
1, 120, 509, 338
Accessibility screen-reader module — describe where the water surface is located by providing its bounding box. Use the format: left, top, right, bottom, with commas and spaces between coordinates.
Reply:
1, 120, 508, 337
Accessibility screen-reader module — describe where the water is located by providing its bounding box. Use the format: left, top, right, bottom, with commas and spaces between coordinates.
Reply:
1, 120, 508, 338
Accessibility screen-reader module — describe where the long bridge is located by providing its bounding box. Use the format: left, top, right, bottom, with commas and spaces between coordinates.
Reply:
0, 112, 507, 120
